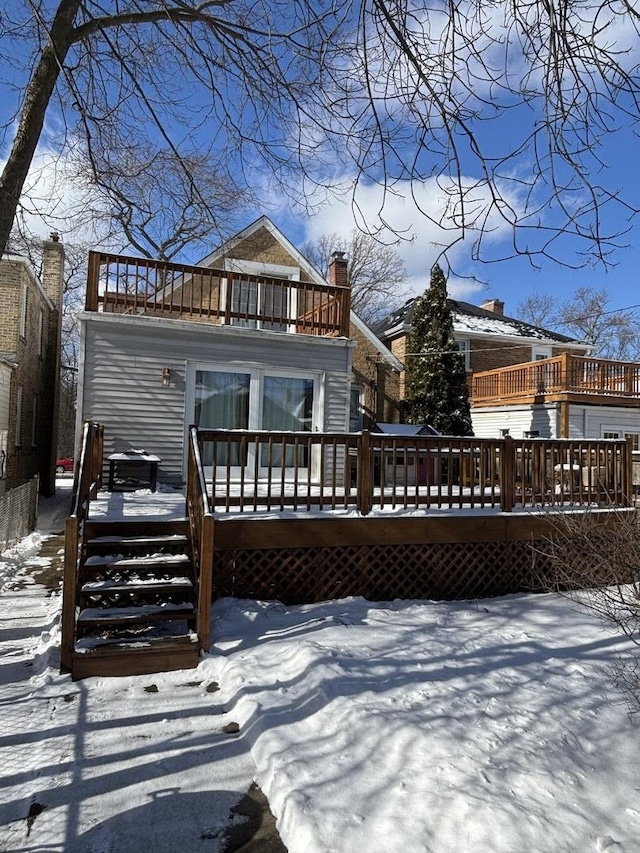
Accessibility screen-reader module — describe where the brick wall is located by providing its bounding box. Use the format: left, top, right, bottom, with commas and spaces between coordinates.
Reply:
349, 324, 401, 427
469, 340, 532, 374
0, 243, 63, 494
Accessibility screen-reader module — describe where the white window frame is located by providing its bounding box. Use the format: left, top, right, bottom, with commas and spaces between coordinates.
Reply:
456, 339, 470, 370
185, 362, 324, 479
602, 429, 620, 440
532, 345, 552, 361
221, 258, 299, 333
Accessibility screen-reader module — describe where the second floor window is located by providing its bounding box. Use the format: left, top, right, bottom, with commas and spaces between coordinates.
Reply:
19, 283, 27, 339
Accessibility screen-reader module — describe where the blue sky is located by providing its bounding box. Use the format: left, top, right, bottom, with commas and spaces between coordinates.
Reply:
1, 1, 639, 323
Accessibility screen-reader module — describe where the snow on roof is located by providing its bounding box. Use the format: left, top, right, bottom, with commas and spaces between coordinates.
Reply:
375, 297, 585, 346
374, 422, 440, 436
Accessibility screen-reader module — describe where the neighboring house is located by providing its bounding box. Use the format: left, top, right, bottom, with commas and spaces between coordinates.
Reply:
375, 291, 640, 442
0, 236, 64, 496
0, 357, 12, 491
76, 217, 402, 485
471, 352, 640, 442
375, 296, 590, 400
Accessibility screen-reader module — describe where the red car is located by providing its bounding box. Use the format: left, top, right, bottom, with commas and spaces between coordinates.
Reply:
56, 457, 74, 474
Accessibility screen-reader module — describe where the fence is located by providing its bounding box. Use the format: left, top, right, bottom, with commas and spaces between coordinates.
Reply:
0, 476, 39, 551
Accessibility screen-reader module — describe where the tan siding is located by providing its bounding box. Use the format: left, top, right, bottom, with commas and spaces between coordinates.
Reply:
217, 228, 316, 283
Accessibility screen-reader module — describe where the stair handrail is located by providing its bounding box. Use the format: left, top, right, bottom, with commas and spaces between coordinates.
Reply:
60, 421, 104, 673
186, 426, 214, 653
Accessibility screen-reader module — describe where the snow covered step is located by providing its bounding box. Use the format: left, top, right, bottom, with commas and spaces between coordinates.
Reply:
77, 602, 196, 628
71, 633, 200, 679
80, 577, 194, 595
82, 553, 191, 571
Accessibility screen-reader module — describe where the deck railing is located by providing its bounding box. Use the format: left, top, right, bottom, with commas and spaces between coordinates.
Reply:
85, 251, 351, 337
60, 421, 104, 673
197, 430, 632, 515
473, 352, 640, 405
186, 426, 214, 652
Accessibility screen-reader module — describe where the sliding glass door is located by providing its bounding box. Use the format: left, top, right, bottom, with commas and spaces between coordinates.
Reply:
189, 365, 319, 479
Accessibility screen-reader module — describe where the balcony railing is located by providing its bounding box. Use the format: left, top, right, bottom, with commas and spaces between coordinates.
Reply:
197, 430, 632, 514
85, 251, 351, 338
473, 352, 640, 406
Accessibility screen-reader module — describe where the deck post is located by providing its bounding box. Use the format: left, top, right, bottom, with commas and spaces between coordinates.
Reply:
85, 251, 101, 311
60, 516, 79, 673
624, 435, 634, 506
197, 513, 214, 653
358, 430, 373, 516
500, 435, 514, 513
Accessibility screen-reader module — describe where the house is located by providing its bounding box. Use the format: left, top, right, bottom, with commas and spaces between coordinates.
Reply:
75, 217, 402, 484
471, 352, 640, 444
0, 235, 64, 496
374, 295, 590, 400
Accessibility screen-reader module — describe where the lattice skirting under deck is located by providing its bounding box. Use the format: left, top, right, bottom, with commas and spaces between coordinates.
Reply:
212, 539, 556, 604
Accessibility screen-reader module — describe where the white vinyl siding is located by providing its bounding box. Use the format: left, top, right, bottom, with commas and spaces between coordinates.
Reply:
78, 313, 353, 485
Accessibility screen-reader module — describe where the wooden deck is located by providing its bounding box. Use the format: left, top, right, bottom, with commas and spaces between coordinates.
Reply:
473, 352, 640, 407
61, 424, 636, 678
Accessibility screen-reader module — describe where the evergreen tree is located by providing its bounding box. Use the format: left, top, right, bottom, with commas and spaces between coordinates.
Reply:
405, 265, 473, 436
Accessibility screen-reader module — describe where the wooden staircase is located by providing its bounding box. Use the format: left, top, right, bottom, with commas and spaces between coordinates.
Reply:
70, 518, 201, 680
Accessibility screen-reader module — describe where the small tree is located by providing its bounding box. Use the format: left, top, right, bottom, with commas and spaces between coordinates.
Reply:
405, 265, 472, 436
542, 508, 640, 716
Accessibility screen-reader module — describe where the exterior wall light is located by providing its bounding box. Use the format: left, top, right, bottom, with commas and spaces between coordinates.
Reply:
162, 367, 171, 386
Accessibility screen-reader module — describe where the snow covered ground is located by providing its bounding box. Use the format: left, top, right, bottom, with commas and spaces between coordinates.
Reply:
0, 482, 638, 852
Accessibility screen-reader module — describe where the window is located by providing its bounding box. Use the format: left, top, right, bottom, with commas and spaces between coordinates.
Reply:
15, 387, 23, 446
223, 258, 299, 333
456, 339, 470, 370
19, 283, 27, 339
603, 431, 620, 440
349, 385, 364, 432
37, 310, 44, 356
625, 433, 640, 451
532, 345, 552, 361
230, 278, 293, 331
190, 365, 320, 475
31, 395, 38, 447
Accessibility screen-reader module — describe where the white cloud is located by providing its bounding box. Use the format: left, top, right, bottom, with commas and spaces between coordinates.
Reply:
303, 176, 523, 301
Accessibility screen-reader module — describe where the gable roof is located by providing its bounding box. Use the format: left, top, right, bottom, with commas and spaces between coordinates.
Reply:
199, 216, 404, 373
374, 296, 589, 350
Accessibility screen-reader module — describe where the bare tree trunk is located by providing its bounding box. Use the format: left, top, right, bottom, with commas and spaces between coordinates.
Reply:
0, 0, 81, 256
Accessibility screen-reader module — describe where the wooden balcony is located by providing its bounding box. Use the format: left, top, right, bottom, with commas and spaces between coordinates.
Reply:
472, 352, 640, 407
85, 251, 351, 338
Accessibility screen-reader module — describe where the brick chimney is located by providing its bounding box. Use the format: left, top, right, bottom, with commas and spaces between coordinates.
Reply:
328, 251, 349, 289
42, 232, 65, 310
481, 298, 504, 316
